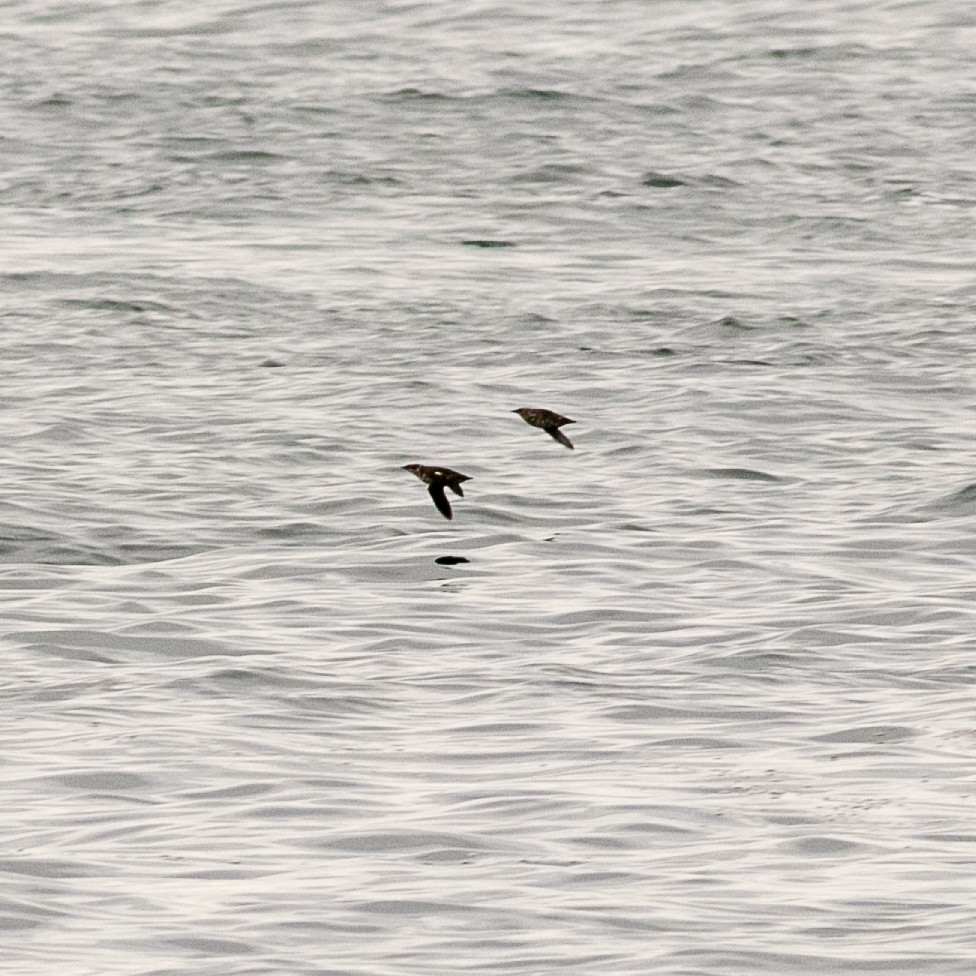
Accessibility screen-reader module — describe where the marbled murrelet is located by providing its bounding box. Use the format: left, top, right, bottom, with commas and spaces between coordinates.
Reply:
402, 464, 472, 520
512, 408, 576, 449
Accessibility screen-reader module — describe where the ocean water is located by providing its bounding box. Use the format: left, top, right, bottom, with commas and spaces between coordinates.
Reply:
2, 1, 976, 973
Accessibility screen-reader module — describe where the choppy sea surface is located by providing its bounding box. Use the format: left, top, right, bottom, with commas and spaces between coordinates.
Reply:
3, 1, 976, 973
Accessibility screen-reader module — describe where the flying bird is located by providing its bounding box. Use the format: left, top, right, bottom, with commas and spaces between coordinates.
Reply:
402, 464, 472, 520
512, 407, 576, 449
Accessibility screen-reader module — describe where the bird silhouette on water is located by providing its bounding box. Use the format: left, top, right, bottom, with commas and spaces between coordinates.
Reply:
402, 464, 472, 520
512, 407, 576, 449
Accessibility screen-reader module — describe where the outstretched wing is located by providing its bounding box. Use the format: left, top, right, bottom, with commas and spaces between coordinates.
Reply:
547, 426, 574, 449
428, 484, 453, 519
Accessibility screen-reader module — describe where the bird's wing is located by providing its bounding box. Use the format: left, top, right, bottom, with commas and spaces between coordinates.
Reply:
428, 484, 453, 519
547, 427, 574, 449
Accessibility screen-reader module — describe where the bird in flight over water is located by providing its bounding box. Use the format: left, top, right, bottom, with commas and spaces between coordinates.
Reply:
402, 464, 472, 520
512, 407, 576, 449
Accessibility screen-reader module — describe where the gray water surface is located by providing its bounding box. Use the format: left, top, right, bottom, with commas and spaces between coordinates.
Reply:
2, 1, 976, 973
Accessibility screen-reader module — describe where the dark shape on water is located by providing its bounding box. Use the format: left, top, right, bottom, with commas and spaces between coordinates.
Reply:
641, 171, 685, 188
435, 555, 470, 565
461, 239, 517, 248
402, 464, 472, 520
512, 407, 576, 449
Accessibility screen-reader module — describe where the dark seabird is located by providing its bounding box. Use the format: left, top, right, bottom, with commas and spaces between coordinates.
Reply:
402, 464, 472, 520
512, 407, 576, 449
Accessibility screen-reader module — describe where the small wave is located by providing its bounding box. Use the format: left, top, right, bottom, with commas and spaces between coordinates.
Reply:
59, 297, 173, 314
500, 87, 575, 101
811, 724, 915, 745
384, 87, 451, 101
698, 468, 785, 483
919, 482, 976, 516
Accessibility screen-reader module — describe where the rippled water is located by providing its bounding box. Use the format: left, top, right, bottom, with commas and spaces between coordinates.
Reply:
3, 1, 976, 973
